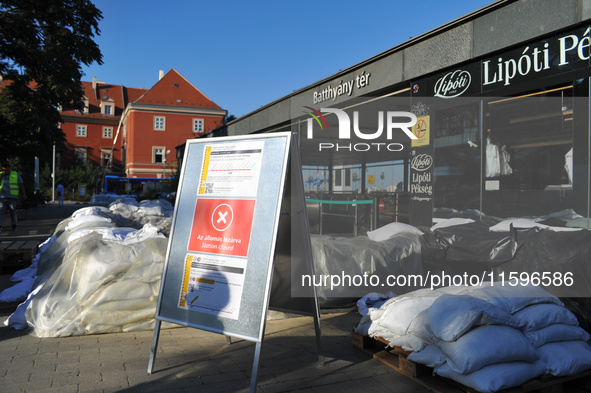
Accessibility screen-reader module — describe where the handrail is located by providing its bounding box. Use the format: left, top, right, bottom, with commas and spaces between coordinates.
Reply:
306, 198, 373, 205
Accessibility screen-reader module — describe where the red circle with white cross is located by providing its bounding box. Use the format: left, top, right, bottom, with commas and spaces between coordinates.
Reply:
212, 203, 234, 231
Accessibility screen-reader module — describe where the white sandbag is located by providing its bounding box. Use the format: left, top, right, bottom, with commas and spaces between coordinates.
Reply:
470, 282, 562, 314
388, 333, 429, 352
514, 303, 578, 332
538, 341, 591, 376
407, 344, 446, 368
430, 218, 474, 231
0, 277, 35, 303
435, 360, 546, 393
489, 219, 548, 232
138, 199, 173, 216
89, 280, 157, 304
122, 223, 165, 244
25, 233, 167, 337
355, 306, 387, 337
424, 296, 523, 341
366, 286, 472, 350
65, 215, 112, 231
71, 206, 111, 218
67, 226, 139, 244
110, 197, 139, 207
366, 222, 423, 242
525, 324, 590, 348
372, 293, 436, 338
438, 325, 539, 374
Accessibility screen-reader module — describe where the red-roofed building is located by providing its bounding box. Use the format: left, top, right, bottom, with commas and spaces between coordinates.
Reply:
58, 68, 226, 178
120, 69, 226, 178
59, 77, 147, 175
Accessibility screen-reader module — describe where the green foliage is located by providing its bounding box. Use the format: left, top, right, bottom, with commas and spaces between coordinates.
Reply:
0, 0, 103, 177
39, 162, 103, 197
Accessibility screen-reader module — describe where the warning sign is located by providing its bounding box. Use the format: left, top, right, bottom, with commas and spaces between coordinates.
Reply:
188, 198, 255, 257
411, 115, 430, 147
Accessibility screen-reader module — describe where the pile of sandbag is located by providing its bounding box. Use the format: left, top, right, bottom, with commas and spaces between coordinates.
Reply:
2, 198, 172, 337
356, 284, 591, 392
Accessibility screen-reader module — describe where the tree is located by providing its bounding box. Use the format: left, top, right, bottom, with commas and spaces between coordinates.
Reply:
0, 0, 103, 173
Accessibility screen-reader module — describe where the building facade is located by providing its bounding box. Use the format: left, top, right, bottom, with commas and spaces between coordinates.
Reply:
59, 69, 226, 179
221, 0, 591, 227
60, 76, 146, 175
121, 69, 226, 178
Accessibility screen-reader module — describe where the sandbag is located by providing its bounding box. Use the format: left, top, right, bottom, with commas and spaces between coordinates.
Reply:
435, 361, 546, 393
538, 340, 591, 376
424, 295, 523, 341
514, 303, 579, 332
438, 325, 538, 374
525, 324, 590, 348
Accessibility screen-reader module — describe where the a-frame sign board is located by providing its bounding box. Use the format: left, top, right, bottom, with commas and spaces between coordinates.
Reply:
148, 132, 322, 392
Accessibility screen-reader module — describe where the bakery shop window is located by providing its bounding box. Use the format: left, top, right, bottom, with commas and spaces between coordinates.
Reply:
483, 85, 574, 217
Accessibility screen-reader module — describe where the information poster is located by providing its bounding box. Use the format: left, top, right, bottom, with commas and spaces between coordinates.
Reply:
175, 140, 265, 321
178, 253, 246, 320
198, 141, 264, 196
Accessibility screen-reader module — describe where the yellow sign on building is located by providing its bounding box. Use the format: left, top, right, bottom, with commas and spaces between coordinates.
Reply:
368, 175, 375, 184
411, 115, 430, 147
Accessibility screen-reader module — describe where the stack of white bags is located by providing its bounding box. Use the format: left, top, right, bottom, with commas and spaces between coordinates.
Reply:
1, 198, 173, 337
356, 284, 591, 392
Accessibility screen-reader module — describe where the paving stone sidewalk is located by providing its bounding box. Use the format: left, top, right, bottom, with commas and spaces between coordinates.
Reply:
0, 311, 433, 393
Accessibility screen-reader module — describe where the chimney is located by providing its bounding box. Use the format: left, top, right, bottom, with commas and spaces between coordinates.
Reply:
92, 76, 97, 91
159, 70, 164, 80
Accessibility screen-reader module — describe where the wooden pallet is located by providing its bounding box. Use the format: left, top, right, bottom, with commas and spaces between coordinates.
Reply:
353, 331, 591, 393
0, 240, 38, 272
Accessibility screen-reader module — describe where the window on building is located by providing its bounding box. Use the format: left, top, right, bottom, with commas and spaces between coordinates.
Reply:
102, 127, 113, 138
101, 149, 111, 167
75, 97, 89, 114
154, 116, 166, 130
76, 124, 87, 137
482, 85, 575, 218
335, 169, 342, 186
74, 146, 87, 165
100, 98, 114, 116
153, 147, 165, 163
193, 118, 204, 133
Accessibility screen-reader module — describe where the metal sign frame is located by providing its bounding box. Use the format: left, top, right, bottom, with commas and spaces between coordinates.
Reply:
148, 132, 321, 392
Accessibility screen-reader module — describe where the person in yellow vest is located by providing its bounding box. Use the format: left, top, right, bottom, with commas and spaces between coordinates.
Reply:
0, 159, 26, 232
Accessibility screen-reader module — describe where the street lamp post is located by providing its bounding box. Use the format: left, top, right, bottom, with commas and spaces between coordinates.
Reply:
162, 149, 170, 178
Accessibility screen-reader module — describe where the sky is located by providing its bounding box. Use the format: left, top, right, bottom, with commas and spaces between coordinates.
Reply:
81, 0, 495, 119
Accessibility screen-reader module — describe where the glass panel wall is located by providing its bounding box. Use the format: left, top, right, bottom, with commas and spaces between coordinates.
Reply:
482, 85, 575, 218
432, 102, 482, 219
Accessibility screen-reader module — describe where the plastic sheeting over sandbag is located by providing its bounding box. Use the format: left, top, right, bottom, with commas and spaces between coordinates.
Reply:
2, 200, 172, 337
310, 232, 423, 307
25, 228, 167, 337
106, 198, 173, 236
